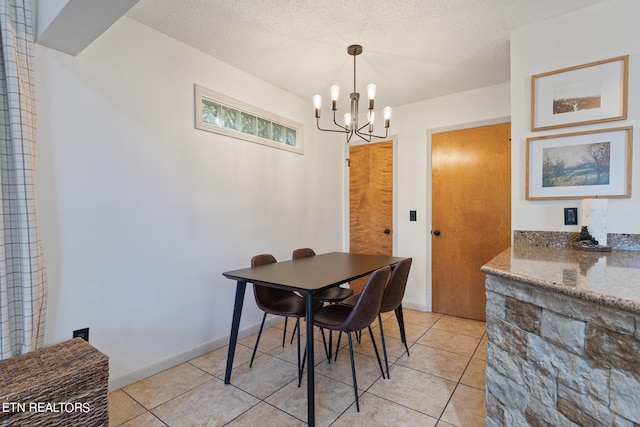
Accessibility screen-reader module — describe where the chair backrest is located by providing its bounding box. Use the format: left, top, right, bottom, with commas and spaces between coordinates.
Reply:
292, 248, 315, 259
342, 266, 390, 332
252, 254, 277, 268
251, 254, 293, 310
380, 258, 412, 313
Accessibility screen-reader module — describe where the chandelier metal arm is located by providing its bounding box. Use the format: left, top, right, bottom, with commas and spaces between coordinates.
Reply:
332, 110, 349, 131
353, 127, 389, 142
356, 121, 370, 133
316, 117, 348, 134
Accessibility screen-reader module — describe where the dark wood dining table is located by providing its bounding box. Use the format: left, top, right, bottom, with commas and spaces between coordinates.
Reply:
222, 252, 407, 426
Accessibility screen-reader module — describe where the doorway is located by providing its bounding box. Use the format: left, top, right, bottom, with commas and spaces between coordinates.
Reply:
349, 140, 393, 292
431, 122, 511, 321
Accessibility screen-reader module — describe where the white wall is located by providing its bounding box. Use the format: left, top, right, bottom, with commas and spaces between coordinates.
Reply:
35, 17, 343, 390
511, 0, 640, 233
391, 83, 511, 311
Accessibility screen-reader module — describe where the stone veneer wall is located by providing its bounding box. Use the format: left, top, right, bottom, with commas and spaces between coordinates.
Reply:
485, 274, 640, 426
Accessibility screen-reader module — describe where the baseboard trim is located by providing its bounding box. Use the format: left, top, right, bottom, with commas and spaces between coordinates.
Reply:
401, 301, 429, 312
108, 316, 283, 391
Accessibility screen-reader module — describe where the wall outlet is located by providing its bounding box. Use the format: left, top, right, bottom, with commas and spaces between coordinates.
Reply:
73, 327, 89, 342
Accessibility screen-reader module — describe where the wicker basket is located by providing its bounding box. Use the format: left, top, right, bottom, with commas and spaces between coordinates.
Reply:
0, 338, 109, 426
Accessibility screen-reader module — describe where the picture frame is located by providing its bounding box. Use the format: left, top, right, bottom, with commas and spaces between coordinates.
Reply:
531, 56, 628, 131
526, 126, 633, 200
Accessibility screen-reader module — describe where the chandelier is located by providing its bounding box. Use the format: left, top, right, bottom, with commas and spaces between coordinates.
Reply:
313, 44, 392, 143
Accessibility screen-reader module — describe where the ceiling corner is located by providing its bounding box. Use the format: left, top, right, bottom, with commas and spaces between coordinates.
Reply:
35, 0, 140, 56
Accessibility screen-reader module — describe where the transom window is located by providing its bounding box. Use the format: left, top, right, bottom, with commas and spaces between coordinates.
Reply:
195, 84, 303, 154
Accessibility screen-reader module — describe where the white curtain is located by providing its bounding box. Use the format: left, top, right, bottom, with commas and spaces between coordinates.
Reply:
0, 0, 47, 359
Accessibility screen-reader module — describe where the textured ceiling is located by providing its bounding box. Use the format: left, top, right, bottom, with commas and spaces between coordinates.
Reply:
126, 0, 610, 110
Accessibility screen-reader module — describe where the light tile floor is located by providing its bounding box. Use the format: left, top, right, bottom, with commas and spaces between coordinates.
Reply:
109, 310, 487, 426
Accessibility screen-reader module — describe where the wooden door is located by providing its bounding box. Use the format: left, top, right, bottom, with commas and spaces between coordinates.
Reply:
349, 141, 393, 292
432, 123, 511, 321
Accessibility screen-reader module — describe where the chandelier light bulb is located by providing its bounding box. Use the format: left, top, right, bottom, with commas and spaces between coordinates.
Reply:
367, 84, 376, 110
383, 106, 392, 128
330, 85, 340, 101
344, 113, 352, 130
313, 95, 322, 118
367, 84, 376, 100
330, 85, 340, 110
383, 106, 392, 120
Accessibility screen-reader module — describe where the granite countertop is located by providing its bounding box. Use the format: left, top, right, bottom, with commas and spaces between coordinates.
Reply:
481, 245, 640, 315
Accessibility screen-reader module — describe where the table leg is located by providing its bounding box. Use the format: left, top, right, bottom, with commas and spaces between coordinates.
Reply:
306, 292, 315, 426
224, 280, 247, 384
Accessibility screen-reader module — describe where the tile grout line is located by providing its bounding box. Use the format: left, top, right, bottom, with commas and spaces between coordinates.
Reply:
110, 312, 486, 426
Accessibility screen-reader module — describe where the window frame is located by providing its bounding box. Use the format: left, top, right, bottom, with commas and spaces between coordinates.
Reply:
195, 84, 304, 154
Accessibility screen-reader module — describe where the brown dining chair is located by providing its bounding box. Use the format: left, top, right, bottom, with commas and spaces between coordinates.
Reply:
339, 257, 413, 379
249, 254, 322, 383
292, 248, 355, 302
292, 248, 354, 360
306, 266, 391, 412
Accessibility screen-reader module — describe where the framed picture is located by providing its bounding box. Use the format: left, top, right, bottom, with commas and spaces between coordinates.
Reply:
526, 126, 633, 200
531, 56, 628, 131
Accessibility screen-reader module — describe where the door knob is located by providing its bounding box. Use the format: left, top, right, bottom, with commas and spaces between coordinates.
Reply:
433, 229, 441, 236
384, 229, 391, 235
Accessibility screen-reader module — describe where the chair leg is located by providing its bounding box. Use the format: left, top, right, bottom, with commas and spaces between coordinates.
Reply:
368, 326, 385, 379
395, 305, 410, 356
320, 328, 330, 363
250, 312, 267, 368
334, 329, 356, 362
290, 318, 298, 345
347, 332, 360, 412
282, 317, 288, 347
299, 344, 306, 388
378, 313, 390, 379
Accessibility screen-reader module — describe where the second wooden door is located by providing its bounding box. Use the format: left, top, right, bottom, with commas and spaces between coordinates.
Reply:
349, 141, 393, 292
432, 123, 511, 321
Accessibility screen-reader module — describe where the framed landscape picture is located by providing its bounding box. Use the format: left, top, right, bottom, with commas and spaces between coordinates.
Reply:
526, 126, 633, 200
531, 56, 628, 131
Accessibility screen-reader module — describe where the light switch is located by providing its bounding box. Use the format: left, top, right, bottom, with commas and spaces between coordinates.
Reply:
564, 207, 578, 225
